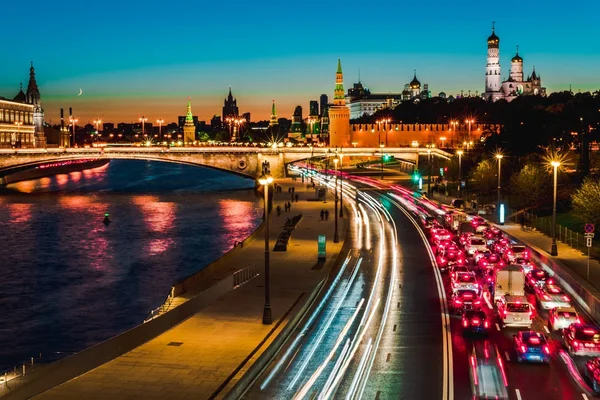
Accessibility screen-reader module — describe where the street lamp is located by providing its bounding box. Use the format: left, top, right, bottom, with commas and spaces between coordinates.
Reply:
427, 147, 432, 196
550, 160, 561, 256
495, 153, 503, 223
258, 173, 274, 325
338, 151, 344, 218
139, 116, 148, 138
466, 118, 475, 142
456, 150, 464, 198
380, 143, 385, 180
69, 117, 78, 147
157, 119, 164, 142
93, 119, 102, 142
333, 156, 340, 243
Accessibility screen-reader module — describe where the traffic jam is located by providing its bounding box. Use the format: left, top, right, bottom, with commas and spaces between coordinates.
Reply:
386, 184, 600, 399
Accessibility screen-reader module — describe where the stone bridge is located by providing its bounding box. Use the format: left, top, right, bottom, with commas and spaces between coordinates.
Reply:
0, 146, 452, 180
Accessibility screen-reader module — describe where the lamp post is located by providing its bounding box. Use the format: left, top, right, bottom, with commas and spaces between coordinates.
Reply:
93, 119, 102, 142
380, 143, 385, 180
333, 156, 340, 243
383, 117, 391, 146
495, 153, 503, 222
466, 118, 475, 142
139, 116, 148, 138
258, 173, 274, 325
456, 150, 463, 198
339, 150, 344, 218
550, 161, 561, 256
157, 119, 164, 142
69, 117, 78, 147
427, 148, 432, 196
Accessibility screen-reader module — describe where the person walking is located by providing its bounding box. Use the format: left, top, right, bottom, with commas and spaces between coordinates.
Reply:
295, 194, 299, 202
320, 209, 325, 221
276, 205, 281, 216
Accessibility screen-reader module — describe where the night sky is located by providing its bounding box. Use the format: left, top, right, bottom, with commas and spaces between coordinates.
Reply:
1, 0, 598, 125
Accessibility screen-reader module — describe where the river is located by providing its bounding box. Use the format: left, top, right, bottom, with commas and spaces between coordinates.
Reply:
0, 159, 262, 371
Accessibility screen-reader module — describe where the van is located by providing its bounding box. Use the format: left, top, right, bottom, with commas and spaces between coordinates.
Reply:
497, 295, 532, 328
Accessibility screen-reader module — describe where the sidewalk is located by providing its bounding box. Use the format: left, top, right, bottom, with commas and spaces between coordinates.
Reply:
28, 178, 347, 400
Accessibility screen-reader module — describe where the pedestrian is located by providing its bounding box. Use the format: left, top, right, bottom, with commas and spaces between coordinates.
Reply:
288, 187, 291, 194
292, 187, 295, 194
276, 205, 281, 216
295, 194, 299, 202
320, 209, 325, 221
325, 210, 329, 220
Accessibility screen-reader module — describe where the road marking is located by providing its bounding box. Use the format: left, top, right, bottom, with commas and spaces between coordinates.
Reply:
505, 351, 511, 361
582, 394, 589, 400
515, 389, 522, 400
496, 323, 501, 331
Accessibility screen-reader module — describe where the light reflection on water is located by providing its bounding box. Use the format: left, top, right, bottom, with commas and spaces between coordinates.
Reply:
0, 159, 262, 370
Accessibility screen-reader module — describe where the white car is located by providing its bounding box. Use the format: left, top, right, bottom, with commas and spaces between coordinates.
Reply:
466, 237, 488, 256
497, 295, 532, 328
548, 307, 581, 331
474, 249, 492, 264
503, 245, 530, 264
535, 284, 571, 310
452, 271, 479, 293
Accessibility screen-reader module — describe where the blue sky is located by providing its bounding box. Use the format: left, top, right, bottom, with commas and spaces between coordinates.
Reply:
1, 0, 599, 124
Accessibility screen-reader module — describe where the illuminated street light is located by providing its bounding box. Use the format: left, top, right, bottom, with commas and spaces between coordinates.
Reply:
69, 116, 78, 147
495, 153, 504, 224
456, 150, 464, 198
550, 160, 561, 256
258, 172, 274, 325
139, 116, 148, 138
157, 119, 164, 142
380, 143, 385, 180
426, 145, 433, 196
338, 150, 344, 218
333, 156, 340, 243
465, 118, 475, 142
93, 119, 102, 142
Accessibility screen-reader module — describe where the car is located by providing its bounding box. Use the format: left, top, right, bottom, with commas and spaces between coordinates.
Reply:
475, 222, 490, 234
432, 229, 453, 244
452, 271, 479, 293
548, 307, 581, 331
450, 265, 470, 280
585, 357, 600, 393
459, 232, 475, 247
513, 331, 551, 363
483, 227, 502, 241
466, 237, 488, 256
450, 198, 465, 209
525, 269, 553, 292
503, 245, 530, 264
470, 216, 486, 228
451, 290, 482, 314
473, 249, 492, 264
437, 243, 464, 266
461, 310, 491, 334
563, 324, 600, 356
478, 253, 504, 270
535, 283, 571, 310
519, 261, 536, 275
423, 216, 438, 230
492, 238, 510, 254
497, 295, 533, 328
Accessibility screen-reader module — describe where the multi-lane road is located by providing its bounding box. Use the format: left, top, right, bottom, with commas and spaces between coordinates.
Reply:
242, 167, 595, 400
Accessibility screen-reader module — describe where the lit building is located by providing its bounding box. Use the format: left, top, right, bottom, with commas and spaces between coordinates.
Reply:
483, 23, 546, 102
289, 105, 303, 138
328, 59, 351, 147
222, 87, 239, 121
183, 98, 196, 143
346, 81, 402, 119
0, 63, 45, 148
269, 100, 278, 127
319, 94, 328, 116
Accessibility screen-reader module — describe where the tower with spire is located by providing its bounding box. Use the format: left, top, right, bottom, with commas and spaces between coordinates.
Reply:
510, 45, 524, 82
25, 63, 46, 147
328, 59, 350, 147
222, 86, 239, 121
269, 100, 278, 127
410, 70, 421, 98
183, 97, 196, 143
484, 22, 503, 101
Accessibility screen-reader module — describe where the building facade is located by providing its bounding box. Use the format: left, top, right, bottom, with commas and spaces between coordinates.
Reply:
328, 59, 350, 147
483, 24, 546, 102
183, 98, 196, 143
0, 64, 45, 148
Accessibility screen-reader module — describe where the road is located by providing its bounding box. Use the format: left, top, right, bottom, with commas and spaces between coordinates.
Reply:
243, 171, 448, 399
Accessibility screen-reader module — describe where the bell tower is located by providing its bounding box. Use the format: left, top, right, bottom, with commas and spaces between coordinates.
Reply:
328, 59, 350, 146
484, 23, 503, 101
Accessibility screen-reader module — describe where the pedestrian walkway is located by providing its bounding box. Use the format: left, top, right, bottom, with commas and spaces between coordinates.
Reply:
27, 178, 348, 400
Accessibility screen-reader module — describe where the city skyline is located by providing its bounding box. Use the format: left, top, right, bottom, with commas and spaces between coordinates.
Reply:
2, 1, 599, 124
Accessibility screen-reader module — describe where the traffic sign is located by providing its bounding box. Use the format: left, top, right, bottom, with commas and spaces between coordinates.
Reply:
585, 233, 595, 239
587, 237, 593, 248
585, 223, 595, 233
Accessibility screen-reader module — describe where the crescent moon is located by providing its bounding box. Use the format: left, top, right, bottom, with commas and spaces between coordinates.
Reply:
78, 88, 83, 96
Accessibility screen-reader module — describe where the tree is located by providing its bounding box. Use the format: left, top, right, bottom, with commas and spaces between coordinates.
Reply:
197, 132, 210, 142
571, 178, 600, 225
214, 130, 230, 142
470, 159, 496, 194
509, 164, 550, 210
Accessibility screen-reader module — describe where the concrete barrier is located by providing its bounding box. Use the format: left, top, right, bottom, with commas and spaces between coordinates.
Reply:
501, 230, 600, 324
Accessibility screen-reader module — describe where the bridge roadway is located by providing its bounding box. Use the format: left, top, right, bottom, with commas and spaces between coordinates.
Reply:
0, 146, 451, 180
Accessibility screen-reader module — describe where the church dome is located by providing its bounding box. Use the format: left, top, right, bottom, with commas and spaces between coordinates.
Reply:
511, 47, 523, 63
410, 72, 421, 89
487, 26, 499, 48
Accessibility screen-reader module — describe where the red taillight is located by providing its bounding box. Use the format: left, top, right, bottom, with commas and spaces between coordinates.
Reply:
472, 319, 480, 325
502, 310, 507, 316
543, 345, 550, 354
562, 296, 570, 302
543, 294, 551, 301
484, 321, 490, 328
584, 329, 597, 334
463, 319, 468, 327
474, 300, 482, 305
487, 277, 492, 282
573, 341, 580, 347
520, 345, 527, 353
454, 299, 463, 305
577, 318, 582, 324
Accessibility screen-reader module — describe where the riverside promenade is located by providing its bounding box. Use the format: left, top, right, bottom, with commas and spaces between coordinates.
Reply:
16, 178, 347, 400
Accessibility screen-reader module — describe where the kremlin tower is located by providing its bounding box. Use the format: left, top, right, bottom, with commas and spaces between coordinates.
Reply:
328, 59, 350, 147
484, 22, 503, 101
183, 97, 196, 143
269, 100, 278, 127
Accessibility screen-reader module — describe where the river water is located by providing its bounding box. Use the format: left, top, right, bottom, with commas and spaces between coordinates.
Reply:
0, 160, 262, 370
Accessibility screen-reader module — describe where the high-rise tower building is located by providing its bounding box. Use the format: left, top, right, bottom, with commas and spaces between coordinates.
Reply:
222, 87, 239, 121
183, 97, 196, 143
319, 94, 328, 116
25, 63, 46, 148
328, 59, 350, 147
484, 23, 503, 101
